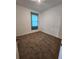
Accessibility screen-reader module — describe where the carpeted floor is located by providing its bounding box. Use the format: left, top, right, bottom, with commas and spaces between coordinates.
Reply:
16, 31, 61, 59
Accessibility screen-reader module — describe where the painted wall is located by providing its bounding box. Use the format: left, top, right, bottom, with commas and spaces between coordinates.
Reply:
39, 4, 62, 39
16, 4, 62, 38
16, 5, 39, 36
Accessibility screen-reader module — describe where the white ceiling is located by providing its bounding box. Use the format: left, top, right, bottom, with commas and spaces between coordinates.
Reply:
16, 0, 62, 12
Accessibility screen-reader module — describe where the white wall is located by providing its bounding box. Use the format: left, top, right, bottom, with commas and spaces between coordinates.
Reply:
39, 4, 62, 39
16, 5, 39, 36
16, 4, 62, 39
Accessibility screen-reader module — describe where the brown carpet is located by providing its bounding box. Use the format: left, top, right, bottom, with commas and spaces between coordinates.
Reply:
16, 31, 61, 59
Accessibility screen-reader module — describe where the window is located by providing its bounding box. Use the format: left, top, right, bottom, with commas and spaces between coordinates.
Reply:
31, 12, 38, 30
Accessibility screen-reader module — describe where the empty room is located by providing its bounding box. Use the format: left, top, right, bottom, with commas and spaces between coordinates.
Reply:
16, 0, 62, 59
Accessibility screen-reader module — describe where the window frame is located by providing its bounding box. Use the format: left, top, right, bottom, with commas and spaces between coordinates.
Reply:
31, 12, 39, 30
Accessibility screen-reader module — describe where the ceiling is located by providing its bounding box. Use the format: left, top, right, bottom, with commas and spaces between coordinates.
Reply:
16, 0, 62, 12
